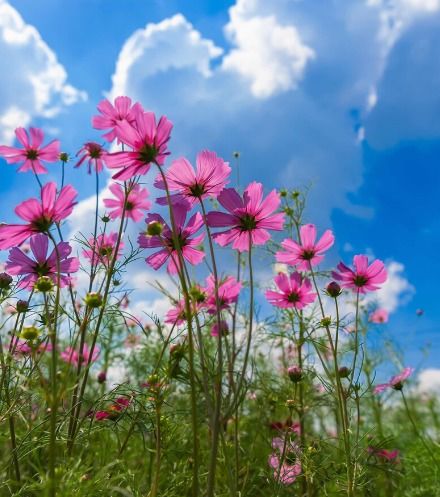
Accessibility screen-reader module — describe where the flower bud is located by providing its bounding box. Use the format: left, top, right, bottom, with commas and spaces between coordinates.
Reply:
35, 276, 53, 292
338, 366, 351, 378
287, 365, 303, 383
101, 215, 111, 223
97, 371, 107, 384
326, 281, 341, 298
189, 285, 205, 304
320, 316, 332, 327
146, 221, 163, 237
0, 272, 12, 290
233, 151, 240, 158
84, 292, 103, 308
16, 300, 29, 313
285, 399, 296, 409
59, 152, 69, 163
21, 325, 40, 341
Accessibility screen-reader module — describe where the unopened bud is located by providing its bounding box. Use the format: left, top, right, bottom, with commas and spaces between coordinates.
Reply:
97, 371, 107, 384
285, 399, 296, 409
287, 365, 303, 383
321, 316, 332, 327
0, 272, 12, 290
59, 152, 70, 163
326, 282, 341, 298
338, 366, 351, 378
84, 292, 103, 308
146, 221, 163, 237
21, 326, 39, 341
16, 300, 29, 313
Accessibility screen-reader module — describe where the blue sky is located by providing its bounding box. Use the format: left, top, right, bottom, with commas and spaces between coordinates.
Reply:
0, 0, 439, 376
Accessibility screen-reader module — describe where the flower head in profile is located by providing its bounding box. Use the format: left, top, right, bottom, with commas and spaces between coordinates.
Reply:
276, 224, 334, 270
75, 142, 108, 174
106, 106, 173, 180
206, 182, 284, 251
0, 182, 77, 250
268, 437, 301, 485
265, 272, 316, 309
138, 203, 205, 275
204, 274, 241, 314
104, 182, 151, 222
369, 308, 389, 324
83, 232, 124, 266
92, 96, 143, 142
60, 344, 99, 366
332, 255, 387, 294
165, 299, 187, 326
6, 234, 79, 290
373, 367, 414, 394
95, 396, 131, 421
367, 447, 400, 463
0, 127, 60, 174
211, 320, 229, 337
155, 150, 231, 206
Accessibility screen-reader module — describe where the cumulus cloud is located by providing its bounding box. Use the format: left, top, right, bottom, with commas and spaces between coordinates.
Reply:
221, 0, 315, 98
0, 0, 86, 143
417, 368, 440, 394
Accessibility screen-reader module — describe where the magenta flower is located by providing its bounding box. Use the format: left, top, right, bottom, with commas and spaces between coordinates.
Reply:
0, 182, 77, 250
367, 447, 400, 463
95, 396, 131, 421
373, 367, 414, 394
369, 308, 389, 324
276, 224, 334, 271
204, 274, 241, 314
265, 272, 316, 310
75, 142, 108, 174
155, 150, 231, 206
104, 182, 151, 222
92, 96, 143, 142
138, 203, 205, 275
206, 182, 284, 251
211, 320, 229, 337
106, 106, 173, 180
332, 255, 387, 294
268, 437, 301, 485
83, 232, 124, 266
0, 127, 60, 174
6, 234, 79, 289
60, 344, 100, 366
165, 299, 187, 325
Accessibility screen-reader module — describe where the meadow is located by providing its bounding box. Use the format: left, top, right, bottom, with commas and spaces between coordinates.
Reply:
0, 96, 438, 497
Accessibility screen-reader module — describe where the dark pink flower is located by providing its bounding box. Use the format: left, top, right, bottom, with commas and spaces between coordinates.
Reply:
92, 96, 143, 142
6, 234, 79, 289
104, 182, 151, 222
83, 232, 124, 266
0, 182, 77, 249
75, 142, 108, 174
211, 320, 228, 337
165, 299, 187, 325
206, 182, 284, 252
373, 367, 414, 394
106, 106, 173, 180
332, 255, 387, 294
60, 344, 99, 366
155, 150, 231, 206
367, 447, 400, 463
138, 203, 205, 275
204, 274, 241, 314
369, 308, 389, 324
265, 272, 316, 309
0, 127, 60, 174
276, 224, 334, 270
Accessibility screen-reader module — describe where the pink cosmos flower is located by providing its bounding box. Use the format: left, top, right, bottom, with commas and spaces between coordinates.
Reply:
367, 447, 400, 463
265, 272, 316, 309
92, 96, 143, 143
106, 106, 173, 180
95, 396, 131, 421
0, 127, 60, 174
83, 232, 124, 266
204, 274, 241, 314
269, 437, 302, 485
206, 182, 284, 251
103, 182, 151, 222
6, 234, 79, 289
60, 344, 100, 366
165, 299, 187, 325
211, 320, 229, 337
154, 150, 231, 206
75, 142, 108, 174
332, 255, 387, 294
373, 367, 414, 394
0, 182, 77, 250
369, 308, 389, 324
138, 203, 205, 275
276, 224, 334, 271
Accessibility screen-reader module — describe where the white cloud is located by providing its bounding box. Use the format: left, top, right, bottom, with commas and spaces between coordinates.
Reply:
417, 368, 440, 394
0, 0, 87, 143
222, 0, 315, 98
110, 13, 223, 99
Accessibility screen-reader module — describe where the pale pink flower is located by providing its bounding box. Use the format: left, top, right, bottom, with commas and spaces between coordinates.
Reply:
83, 232, 124, 266
92, 96, 143, 142
0, 127, 60, 174
373, 367, 414, 394
269, 436, 301, 485
104, 182, 151, 222
332, 255, 387, 294
369, 308, 389, 324
165, 299, 187, 325
206, 182, 284, 251
60, 344, 99, 366
276, 224, 334, 270
0, 182, 77, 249
155, 150, 231, 206
75, 142, 108, 174
204, 274, 241, 314
211, 320, 228, 337
106, 106, 173, 180
265, 272, 316, 309
6, 234, 79, 289
138, 203, 205, 275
